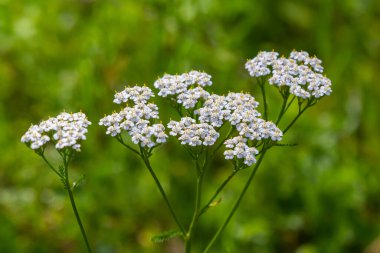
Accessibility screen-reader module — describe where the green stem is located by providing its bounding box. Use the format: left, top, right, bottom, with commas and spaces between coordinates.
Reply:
61, 153, 92, 253
40, 151, 91, 252
140, 151, 186, 236
185, 159, 205, 253
284, 96, 296, 112
212, 125, 234, 157
117, 136, 140, 155
40, 154, 61, 177
203, 149, 268, 253
276, 94, 289, 125
282, 104, 308, 134
65, 178, 93, 253
199, 169, 238, 216
259, 79, 268, 120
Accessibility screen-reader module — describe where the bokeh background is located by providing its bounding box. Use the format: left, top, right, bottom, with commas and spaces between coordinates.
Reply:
1, 0, 380, 252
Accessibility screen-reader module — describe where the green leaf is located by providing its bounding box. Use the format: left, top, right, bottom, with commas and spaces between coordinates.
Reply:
151, 230, 181, 243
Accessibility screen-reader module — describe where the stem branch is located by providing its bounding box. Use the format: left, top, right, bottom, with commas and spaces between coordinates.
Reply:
203, 149, 268, 253
141, 150, 186, 236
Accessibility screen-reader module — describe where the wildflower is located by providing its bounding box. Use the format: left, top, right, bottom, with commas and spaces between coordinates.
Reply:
245, 51, 279, 77
223, 136, 259, 166
154, 70, 212, 99
99, 86, 168, 147
176, 87, 210, 109
195, 92, 260, 127
246, 50, 332, 99
21, 112, 91, 151
113, 86, 155, 104
167, 117, 219, 146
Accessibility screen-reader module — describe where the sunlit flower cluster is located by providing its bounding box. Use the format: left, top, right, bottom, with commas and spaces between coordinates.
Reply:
196, 92, 281, 165
245, 51, 279, 77
22, 50, 331, 170
99, 86, 167, 148
21, 112, 91, 151
224, 136, 259, 166
245, 50, 332, 99
113, 86, 155, 104
159, 73, 283, 165
195, 92, 261, 127
154, 70, 212, 108
235, 119, 283, 142
168, 117, 219, 146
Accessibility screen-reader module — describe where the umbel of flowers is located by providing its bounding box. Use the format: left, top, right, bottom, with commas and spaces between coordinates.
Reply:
245, 50, 332, 99
21, 112, 91, 152
21, 112, 93, 253
22, 50, 332, 253
97, 51, 331, 253
100, 71, 283, 167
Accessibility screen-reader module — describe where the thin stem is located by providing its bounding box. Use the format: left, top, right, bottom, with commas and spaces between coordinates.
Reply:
116, 136, 140, 155
60, 153, 92, 253
185, 159, 205, 253
140, 150, 186, 236
276, 94, 289, 125
39, 150, 91, 252
199, 169, 238, 216
284, 96, 296, 112
282, 104, 308, 134
259, 78, 268, 120
203, 148, 268, 253
65, 178, 93, 253
212, 125, 234, 157
40, 154, 61, 177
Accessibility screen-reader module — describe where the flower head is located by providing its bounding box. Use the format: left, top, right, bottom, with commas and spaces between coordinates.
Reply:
246, 50, 332, 99
113, 86, 155, 104
21, 112, 91, 151
154, 70, 212, 109
195, 92, 260, 127
99, 85, 168, 147
176, 87, 210, 109
245, 51, 279, 77
167, 117, 219, 146
223, 136, 259, 166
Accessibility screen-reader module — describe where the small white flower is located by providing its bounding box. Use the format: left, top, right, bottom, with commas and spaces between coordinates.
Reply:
245, 51, 279, 77
100, 85, 168, 148
247, 50, 332, 99
176, 87, 210, 109
168, 117, 219, 146
154, 71, 212, 107
223, 136, 259, 166
21, 112, 91, 151
196, 92, 260, 127
113, 86, 155, 104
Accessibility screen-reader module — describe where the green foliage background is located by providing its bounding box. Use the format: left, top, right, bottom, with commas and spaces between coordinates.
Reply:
1, 0, 380, 252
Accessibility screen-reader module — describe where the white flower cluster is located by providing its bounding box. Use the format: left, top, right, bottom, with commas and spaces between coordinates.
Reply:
245, 50, 332, 99
154, 70, 212, 108
21, 112, 91, 151
113, 86, 154, 104
224, 136, 259, 166
245, 51, 279, 77
168, 117, 219, 146
196, 92, 282, 166
235, 119, 283, 142
195, 92, 260, 127
99, 86, 168, 148
167, 91, 282, 165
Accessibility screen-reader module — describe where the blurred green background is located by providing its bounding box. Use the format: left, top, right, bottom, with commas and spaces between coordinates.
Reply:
1, 0, 380, 252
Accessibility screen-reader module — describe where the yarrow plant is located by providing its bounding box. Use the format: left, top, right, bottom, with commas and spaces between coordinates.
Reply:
21, 112, 93, 253
22, 50, 332, 253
